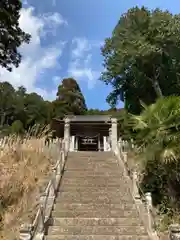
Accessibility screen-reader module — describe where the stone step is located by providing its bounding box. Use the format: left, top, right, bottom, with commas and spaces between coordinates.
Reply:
67, 156, 118, 164
61, 177, 126, 185
55, 196, 133, 204
65, 161, 118, 167
66, 161, 117, 165
62, 172, 123, 178
64, 169, 120, 174
45, 235, 149, 240
51, 217, 144, 227
52, 209, 138, 218
44, 152, 150, 240
63, 174, 124, 178
47, 225, 147, 235
64, 167, 119, 171
59, 185, 130, 191
54, 203, 137, 212
65, 161, 117, 166
65, 169, 123, 174
56, 194, 132, 204
64, 166, 120, 171
60, 183, 128, 188
57, 190, 132, 199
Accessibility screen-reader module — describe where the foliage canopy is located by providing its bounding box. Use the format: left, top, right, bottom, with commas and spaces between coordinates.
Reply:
0, 0, 31, 71
101, 6, 180, 113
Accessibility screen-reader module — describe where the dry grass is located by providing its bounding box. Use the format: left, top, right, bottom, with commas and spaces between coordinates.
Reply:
0, 134, 60, 239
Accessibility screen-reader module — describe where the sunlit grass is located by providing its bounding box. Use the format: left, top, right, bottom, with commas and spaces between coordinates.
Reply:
0, 127, 60, 239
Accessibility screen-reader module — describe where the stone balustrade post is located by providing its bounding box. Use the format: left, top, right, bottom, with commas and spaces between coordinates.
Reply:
38, 195, 45, 232
19, 224, 32, 240
64, 117, 70, 153
145, 192, 152, 210
123, 152, 128, 163
56, 158, 61, 175
169, 224, 180, 240
145, 192, 153, 232
132, 170, 140, 200
61, 150, 65, 168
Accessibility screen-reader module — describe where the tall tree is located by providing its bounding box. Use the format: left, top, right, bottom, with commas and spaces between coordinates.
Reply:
0, 82, 51, 135
0, 0, 31, 71
53, 78, 87, 118
0, 82, 16, 125
0, 78, 88, 136
101, 7, 180, 113
23, 92, 50, 127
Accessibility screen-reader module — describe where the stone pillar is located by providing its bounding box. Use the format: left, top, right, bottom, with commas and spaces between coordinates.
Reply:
106, 136, 111, 151
103, 136, 107, 151
69, 136, 72, 152
69, 136, 75, 152
109, 127, 112, 150
99, 136, 101, 151
111, 118, 117, 151
64, 117, 70, 152
75, 136, 78, 151
72, 136, 75, 151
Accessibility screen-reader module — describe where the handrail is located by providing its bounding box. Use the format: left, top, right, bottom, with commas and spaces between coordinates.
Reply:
117, 139, 180, 239
19, 138, 67, 240
136, 178, 158, 232
116, 139, 159, 240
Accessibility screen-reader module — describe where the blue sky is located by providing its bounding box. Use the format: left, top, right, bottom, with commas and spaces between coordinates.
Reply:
0, 0, 179, 110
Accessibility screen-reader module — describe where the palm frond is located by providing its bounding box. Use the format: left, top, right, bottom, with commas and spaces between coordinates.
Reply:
131, 96, 180, 164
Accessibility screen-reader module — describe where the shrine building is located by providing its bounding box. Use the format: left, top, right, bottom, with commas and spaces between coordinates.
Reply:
52, 115, 118, 152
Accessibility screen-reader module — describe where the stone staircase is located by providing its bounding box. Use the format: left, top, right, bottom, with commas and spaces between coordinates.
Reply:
45, 151, 150, 240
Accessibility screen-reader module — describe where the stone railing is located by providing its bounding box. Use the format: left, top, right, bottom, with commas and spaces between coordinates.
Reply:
169, 224, 180, 239
115, 139, 159, 240
117, 139, 180, 240
19, 138, 67, 240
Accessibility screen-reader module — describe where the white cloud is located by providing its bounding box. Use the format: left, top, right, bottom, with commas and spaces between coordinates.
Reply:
35, 87, 57, 101
68, 67, 99, 89
43, 12, 68, 26
0, 5, 67, 100
72, 38, 91, 58
84, 54, 92, 66
68, 37, 101, 89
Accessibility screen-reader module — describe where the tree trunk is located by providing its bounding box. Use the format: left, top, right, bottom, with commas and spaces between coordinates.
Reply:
146, 66, 164, 98
0, 112, 5, 126
152, 80, 163, 98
